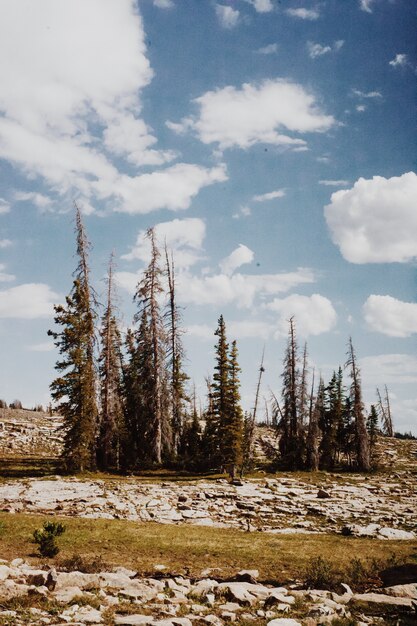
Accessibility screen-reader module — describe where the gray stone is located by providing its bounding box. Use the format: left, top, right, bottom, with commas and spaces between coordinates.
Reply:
115, 616, 155, 626
350, 592, 414, 611
267, 619, 302, 626
384, 583, 417, 598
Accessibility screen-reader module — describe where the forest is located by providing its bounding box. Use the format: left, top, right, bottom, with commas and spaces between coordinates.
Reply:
47, 207, 395, 477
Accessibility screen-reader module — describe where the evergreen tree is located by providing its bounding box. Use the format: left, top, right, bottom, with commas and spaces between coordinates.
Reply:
211, 316, 243, 477
97, 254, 125, 471
345, 338, 370, 471
48, 206, 98, 472
367, 403, 379, 448
279, 317, 305, 468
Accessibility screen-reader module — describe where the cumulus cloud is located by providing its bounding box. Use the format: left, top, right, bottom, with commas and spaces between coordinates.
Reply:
0, 239, 12, 249
324, 172, 417, 263
389, 54, 408, 68
232, 205, 252, 219
246, 0, 274, 13
14, 191, 53, 211
219, 244, 254, 275
352, 89, 382, 99
175, 79, 334, 150
0, 199, 10, 214
110, 163, 228, 214
253, 189, 285, 202
265, 293, 337, 337
122, 217, 206, 269
319, 180, 349, 187
363, 295, 417, 337
256, 43, 278, 55
360, 353, 417, 385
0, 283, 59, 318
153, 0, 174, 8
307, 41, 344, 59
0, 264, 15, 282
359, 0, 374, 13
286, 8, 319, 20
0, 1, 223, 215
215, 4, 240, 28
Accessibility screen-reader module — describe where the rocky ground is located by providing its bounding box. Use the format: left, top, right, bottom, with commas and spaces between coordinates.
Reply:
0, 473, 416, 540
0, 409, 63, 457
0, 558, 416, 625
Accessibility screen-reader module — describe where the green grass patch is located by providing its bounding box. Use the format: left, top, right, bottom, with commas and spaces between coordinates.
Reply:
0, 512, 416, 584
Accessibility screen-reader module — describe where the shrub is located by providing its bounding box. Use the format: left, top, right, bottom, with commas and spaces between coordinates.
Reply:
33, 521, 66, 557
303, 555, 339, 590
59, 553, 108, 573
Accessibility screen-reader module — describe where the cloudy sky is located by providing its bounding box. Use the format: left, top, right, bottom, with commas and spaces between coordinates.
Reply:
0, 0, 416, 433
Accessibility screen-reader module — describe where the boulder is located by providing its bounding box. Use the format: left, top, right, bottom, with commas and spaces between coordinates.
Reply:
267, 619, 302, 626
383, 584, 417, 598
378, 527, 415, 540
349, 592, 414, 612
115, 616, 155, 626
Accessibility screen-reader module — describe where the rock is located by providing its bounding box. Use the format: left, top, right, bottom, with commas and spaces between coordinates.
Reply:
0, 565, 11, 582
317, 489, 331, 499
190, 579, 218, 599
216, 582, 269, 605
221, 610, 237, 621
26, 571, 47, 586
61, 605, 103, 623
56, 571, 100, 590
267, 617, 302, 626
54, 585, 85, 603
384, 584, 417, 598
378, 527, 415, 540
349, 592, 414, 611
115, 616, 155, 625
235, 570, 259, 583
264, 590, 295, 608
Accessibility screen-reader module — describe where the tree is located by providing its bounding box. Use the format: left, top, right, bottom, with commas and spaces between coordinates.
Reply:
279, 317, 305, 468
165, 246, 189, 457
97, 254, 126, 471
48, 206, 98, 472
367, 404, 379, 449
130, 228, 169, 465
306, 372, 321, 471
345, 338, 370, 471
211, 316, 243, 477
377, 385, 394, 437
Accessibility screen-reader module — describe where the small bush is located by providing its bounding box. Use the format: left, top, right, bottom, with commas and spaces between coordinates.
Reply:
303, 555, 339, 590
33, 521, 66, 558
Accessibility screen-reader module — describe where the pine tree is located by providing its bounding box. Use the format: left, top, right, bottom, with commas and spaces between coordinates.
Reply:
97, 254, 125, 471
211, 316, 243, 477
279, 317, 305, 468
367, 404, 379, 449
345, 338, 370, 471
48, 206, 98, 472
131, 228, 170, 465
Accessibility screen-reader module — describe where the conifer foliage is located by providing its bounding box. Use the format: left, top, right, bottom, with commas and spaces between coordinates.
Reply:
48, 206, 98, 472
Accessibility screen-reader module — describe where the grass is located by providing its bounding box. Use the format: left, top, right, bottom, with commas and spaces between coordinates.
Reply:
0, 512, 416, 584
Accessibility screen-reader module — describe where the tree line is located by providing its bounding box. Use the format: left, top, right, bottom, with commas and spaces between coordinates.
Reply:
48, 208, 394, 475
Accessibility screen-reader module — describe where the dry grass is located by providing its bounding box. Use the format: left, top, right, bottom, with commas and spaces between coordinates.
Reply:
0, 512, 416, 584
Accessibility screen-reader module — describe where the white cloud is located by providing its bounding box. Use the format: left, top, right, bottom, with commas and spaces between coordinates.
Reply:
363, 295, 417, 337
360, 0, 374, 13
319, 180, 349, 187
324, 172, 417, 263
253, 189, 285, 202
219, 244, 254, 275
176, 268, 315, 308
0, 239, 12, 249
0, 283, 59, 318
122, 217, 206, 269
215, 4, 240, 28
183, 79, 334, 150
110, 163, 228, 214
0, 1, 223, 215
256, 43, 278, 55
307, 42, 331, 59
265, 293, 337, 337
389, 54, 408, 68
153, 0, 174, 8
246, 0, 274, 13
286, 8, 319, 20
27, 341, 55, 352
14, 191, 53, 210
188, 319, 273, 340
232, 205, 252, 219
0, 199, 10, 214
356, 105, 366, 113
0, 264, 15, 282
360, 354, 417, 385
352, 89, 382, 99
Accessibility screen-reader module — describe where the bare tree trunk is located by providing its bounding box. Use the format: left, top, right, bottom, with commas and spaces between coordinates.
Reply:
346, 338, 370, 471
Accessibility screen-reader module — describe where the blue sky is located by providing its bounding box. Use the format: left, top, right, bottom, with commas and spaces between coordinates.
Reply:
0, 0, 416, 433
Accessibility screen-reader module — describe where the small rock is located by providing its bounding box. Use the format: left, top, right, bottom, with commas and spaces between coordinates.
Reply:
317, 489, 331, 499
267, 619, 302, 626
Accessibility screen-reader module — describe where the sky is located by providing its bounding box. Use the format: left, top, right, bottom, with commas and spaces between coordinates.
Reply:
0, 0, 416, 433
